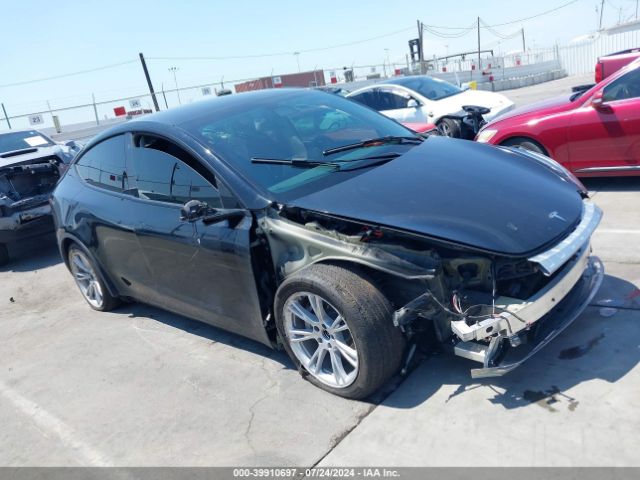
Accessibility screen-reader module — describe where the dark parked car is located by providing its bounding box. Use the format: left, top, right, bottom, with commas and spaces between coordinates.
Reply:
0, 130, 79, 265
52, 89, 603, 399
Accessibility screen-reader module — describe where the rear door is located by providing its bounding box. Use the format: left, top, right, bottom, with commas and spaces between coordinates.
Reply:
73, 134, 154, 301
125, 133, 270, 344
568, 67, 640, 174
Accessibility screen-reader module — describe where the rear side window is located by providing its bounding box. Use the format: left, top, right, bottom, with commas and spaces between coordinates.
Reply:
75, 135, 126, 192
349, 90, 379, 110
127, 135, 222, 208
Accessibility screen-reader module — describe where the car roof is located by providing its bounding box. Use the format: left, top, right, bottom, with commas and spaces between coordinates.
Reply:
127, 88, 323, 127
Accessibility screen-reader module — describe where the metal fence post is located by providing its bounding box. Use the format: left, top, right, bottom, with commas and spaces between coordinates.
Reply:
1, 103, 11, 130
92, 93, 100, 125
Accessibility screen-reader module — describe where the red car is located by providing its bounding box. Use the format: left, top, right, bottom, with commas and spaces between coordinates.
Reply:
595, 48, 640, 83
477, 59, 640, 176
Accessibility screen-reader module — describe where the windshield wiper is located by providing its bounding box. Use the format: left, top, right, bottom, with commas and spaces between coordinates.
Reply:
251, 157, 340, 169
322, 135, 423, 156
251, 153, 402, 171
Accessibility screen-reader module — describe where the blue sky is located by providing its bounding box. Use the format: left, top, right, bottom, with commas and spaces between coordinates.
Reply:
0, 0, 637, 123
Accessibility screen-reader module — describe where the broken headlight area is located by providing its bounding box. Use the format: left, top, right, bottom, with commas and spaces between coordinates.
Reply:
394, 203, 603, 377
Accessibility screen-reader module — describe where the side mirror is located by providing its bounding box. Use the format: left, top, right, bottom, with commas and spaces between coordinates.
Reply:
180, 199, 207, 222
591, 90, 608, 110
180, 199, 246, 227
64, 140, 82, 151
407, 98, 420, 108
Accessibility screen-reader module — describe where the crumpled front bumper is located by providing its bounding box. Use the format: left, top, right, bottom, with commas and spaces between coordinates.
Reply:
467, 255, 604, 378
0, 202, 54, 243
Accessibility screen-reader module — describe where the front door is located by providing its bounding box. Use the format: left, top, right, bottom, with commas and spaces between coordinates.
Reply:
376, 87, 426, 124
124, 133, 269, 344
568, 67, 640, 174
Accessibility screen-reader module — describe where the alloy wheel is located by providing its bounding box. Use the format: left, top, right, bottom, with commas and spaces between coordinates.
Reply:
69, 250, 104, 309
283, 292, 358, 388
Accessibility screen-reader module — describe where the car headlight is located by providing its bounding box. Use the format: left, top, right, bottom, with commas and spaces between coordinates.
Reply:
476, 129, 497, 143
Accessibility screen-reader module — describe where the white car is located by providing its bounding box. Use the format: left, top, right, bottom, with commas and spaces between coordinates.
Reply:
347, 76, 515, 137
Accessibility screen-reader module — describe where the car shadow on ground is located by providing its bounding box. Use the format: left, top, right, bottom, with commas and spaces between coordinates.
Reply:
583, 176, 640, 192
383, 274, 640, 411
111, 301, 295, 371
1, 235, 62, 273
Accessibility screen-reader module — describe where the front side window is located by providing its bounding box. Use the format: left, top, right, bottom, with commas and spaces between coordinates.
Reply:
75, 135, 126, 192
127, 135, 221, 208
376, 90, 412, 110
603, 68, 640, 102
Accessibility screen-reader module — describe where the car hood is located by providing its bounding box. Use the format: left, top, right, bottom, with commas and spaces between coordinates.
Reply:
288, 137, 584, 256
0, 145, 67, 169
486, 94, 575, 125
434, 89, 513, 118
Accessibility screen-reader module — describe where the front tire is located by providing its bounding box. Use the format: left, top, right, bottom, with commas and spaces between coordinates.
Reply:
436, 118, 461, 138
502, 137, 546, 155
68, 244, 120, 311
275, 264, 405, 399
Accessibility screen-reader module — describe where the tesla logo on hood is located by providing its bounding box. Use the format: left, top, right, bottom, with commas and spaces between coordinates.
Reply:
548, 211, 566, 222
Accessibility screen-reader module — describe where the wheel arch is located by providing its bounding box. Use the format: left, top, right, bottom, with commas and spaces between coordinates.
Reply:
59, 233, 121, 299
499, 135, 550, 156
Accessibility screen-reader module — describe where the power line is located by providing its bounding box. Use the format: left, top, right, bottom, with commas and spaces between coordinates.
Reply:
148, 26, 415, 62
0, 60, 138, 89
421, 0, 580, 29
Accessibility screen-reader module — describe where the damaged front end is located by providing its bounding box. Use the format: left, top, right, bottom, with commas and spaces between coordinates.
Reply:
259, 200, 603, 378
0, 161, 63, 245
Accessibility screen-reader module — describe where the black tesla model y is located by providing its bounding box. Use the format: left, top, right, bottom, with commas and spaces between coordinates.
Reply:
52, 89, 602, 399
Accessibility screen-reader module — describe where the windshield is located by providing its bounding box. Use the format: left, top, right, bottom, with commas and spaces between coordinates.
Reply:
183, 90, 419, 200
0, 130, 54, 153
388, 76, 463, 101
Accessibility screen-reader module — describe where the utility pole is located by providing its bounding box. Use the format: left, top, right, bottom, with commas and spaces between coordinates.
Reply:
599, 0, 605, 30
91, 93, 99, 125
139, 53, 160, 112
417, 20, 425, 74
636, 0, 638, 19
294, 52, 301, 72
521, 28, 526, 52
477, 17, 481, 75
168, 67, 181, 105
1, 103, 11, 130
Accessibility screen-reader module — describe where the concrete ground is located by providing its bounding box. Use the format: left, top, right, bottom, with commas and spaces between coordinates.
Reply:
1, 75, 639, 467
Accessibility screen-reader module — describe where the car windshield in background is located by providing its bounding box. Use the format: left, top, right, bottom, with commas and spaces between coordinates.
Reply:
388, 76, 463, 101
183, 90, 418, 199
0, 130, 54, 153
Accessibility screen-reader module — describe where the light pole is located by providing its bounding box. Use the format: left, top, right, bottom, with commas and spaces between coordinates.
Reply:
293, 52, 301, 72
384, 48, 391, 77
168, 67, 181, 105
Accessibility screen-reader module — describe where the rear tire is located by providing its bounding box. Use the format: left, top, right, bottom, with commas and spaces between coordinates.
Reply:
0, 244, 9, 266
502, 137, 546, 155
68, 244, 120, 312
436, 118, 461, 138
275, 263, 405, 400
